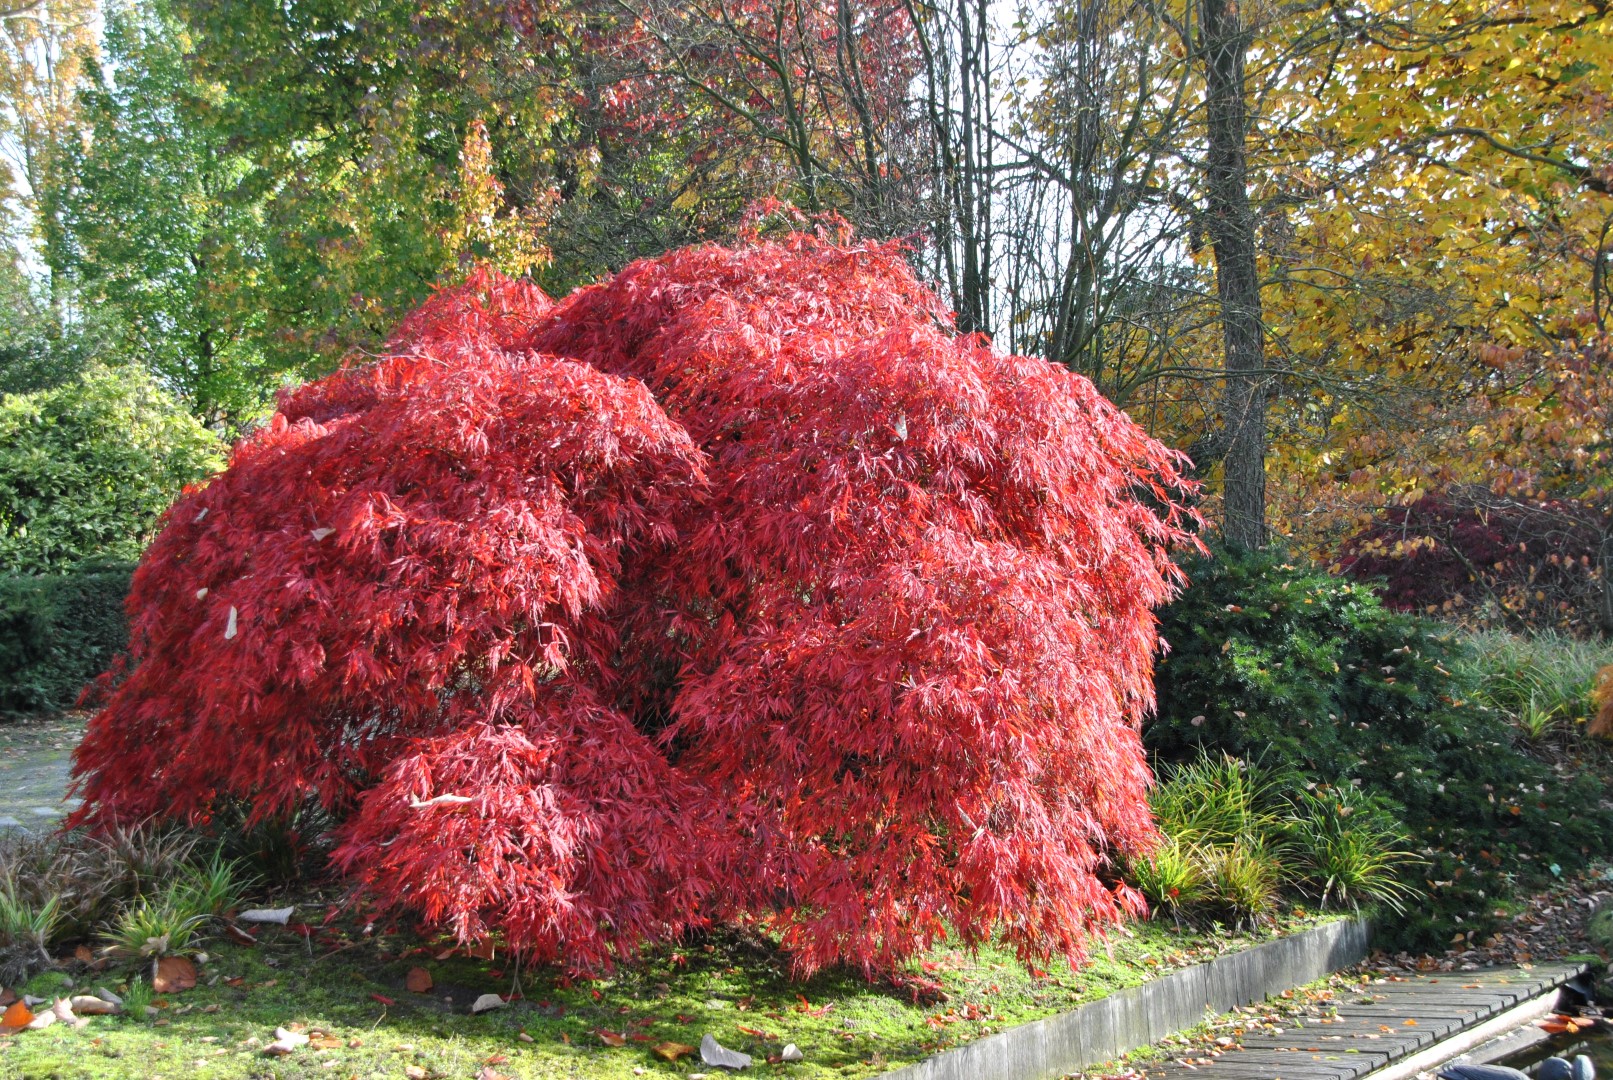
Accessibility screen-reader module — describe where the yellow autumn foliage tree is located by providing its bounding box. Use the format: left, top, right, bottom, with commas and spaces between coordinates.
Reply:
1252, 0, 1612, 549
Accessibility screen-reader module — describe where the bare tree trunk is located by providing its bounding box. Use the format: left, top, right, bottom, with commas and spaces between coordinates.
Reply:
1598, 528, 1613, 636
1199, 0, 1268, 549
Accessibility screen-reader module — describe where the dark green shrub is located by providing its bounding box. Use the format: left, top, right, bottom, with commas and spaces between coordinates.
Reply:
0, 564, 132, 712
1148, 547, 1610, 949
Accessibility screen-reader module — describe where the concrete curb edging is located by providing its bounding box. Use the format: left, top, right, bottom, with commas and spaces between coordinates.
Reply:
877, 918, 1372, 1080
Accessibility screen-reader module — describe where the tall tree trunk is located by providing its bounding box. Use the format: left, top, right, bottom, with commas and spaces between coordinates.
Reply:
1199, 0, 1268, 549
1598, 528, 1613, 636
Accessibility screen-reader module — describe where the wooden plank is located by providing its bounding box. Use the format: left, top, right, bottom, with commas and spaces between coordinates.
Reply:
1105, 962, 1591, 1080
1200, 1048, 1390, 1074
1145, 1060, 1360, 1079
1240, 1030, 1432, 1051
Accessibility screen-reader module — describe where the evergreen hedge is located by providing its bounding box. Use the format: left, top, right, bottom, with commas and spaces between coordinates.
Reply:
0, 564, 131, 713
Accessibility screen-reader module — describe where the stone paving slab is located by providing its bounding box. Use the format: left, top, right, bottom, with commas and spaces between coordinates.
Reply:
0, 713, 84, 828
1139, 962, 1589, 1079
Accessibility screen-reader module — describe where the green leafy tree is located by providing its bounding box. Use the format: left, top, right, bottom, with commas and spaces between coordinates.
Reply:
62, 0, 274, 426
0, 252, 108, 395
170, 0, 576, 366
0, 363, 223, 573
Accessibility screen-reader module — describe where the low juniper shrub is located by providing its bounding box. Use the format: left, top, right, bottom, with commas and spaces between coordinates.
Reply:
1148, 546, 1610, 949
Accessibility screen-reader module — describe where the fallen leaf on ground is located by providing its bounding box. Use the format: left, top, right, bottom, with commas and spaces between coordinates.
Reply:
405, 1066, 429, 1080
700, 1033, 753, 1069
405, 967, 433, 993
238, 907, 294, 925
476, 1069, 509, 1080
653, 1041, 696, 1062
0, 1001, 33, 1033
598, 1030, 627, 1047
370, 993, 396, 1006
223, 923, 257, 946
154, 956, 198, 993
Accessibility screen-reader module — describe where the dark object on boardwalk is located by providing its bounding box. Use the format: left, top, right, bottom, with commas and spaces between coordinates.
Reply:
1438, 1056, 1594, 1080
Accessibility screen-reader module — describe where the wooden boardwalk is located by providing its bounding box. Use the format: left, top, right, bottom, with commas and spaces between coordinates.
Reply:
1139, 962, 1589, 1079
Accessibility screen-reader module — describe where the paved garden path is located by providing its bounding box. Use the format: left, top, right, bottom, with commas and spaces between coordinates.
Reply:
0, 713, 86, 829
1139, 961, 1590, 1079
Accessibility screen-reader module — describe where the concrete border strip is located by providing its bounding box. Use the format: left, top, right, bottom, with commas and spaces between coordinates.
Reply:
876, 918, 1371, 1080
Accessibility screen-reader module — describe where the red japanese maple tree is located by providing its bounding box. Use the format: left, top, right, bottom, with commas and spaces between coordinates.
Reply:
73, 232, 1199, 976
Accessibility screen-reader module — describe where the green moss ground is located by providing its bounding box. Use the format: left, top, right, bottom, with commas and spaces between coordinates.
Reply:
0, 907, 1337, 1079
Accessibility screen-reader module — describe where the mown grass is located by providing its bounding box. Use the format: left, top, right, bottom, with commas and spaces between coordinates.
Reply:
0, 900, 1337, 1079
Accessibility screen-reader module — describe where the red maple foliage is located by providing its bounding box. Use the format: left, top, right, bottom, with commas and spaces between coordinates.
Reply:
72, 234, 1199, 976
1335, 485, 1608, 634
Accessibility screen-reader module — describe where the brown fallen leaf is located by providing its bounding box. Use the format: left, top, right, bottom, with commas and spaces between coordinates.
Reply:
74, 945, 95, 965
598, 1029, 627, 1047
405, 967, 433, 994
404, 1066, 429, 1080
154, 956, 198, 994
653, 1041, 696, 1062
69, 996, 118, 1016
476, 1070, 510, 1080
223, 923, 257, 947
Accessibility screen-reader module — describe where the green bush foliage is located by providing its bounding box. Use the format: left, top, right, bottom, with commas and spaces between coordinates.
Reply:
0, 363, 223, 574
1148, 547, 1611, 949
0, 565, 133, 712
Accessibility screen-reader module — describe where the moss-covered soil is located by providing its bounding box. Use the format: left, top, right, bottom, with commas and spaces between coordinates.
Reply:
0, 903, 1337, 1079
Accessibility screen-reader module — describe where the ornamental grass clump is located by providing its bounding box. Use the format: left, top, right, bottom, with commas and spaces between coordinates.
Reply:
72, 230, 1198, 976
